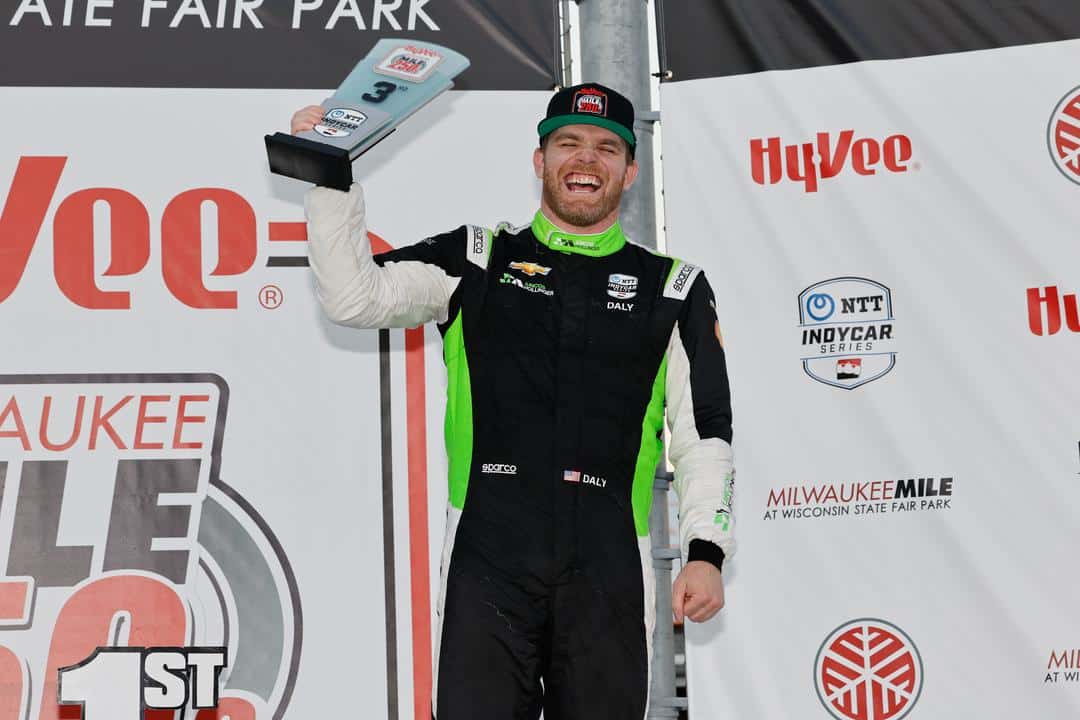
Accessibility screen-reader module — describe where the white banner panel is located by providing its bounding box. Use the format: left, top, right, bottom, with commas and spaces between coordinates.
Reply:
0, 87, 545, 720
662, 39, 1080, 719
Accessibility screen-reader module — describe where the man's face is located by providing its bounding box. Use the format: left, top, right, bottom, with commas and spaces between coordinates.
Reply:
533, 124, 638, 229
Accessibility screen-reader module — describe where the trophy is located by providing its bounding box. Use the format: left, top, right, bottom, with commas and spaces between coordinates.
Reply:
265, 39, 470, 190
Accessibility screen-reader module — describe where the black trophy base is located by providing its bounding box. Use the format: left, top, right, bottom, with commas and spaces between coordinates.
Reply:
265, 133, 353, 191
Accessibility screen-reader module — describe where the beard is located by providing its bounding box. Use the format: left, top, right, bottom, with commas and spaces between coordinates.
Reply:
541, 162, 626, 228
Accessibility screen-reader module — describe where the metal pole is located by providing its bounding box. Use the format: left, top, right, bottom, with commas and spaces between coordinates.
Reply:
649, 472, 682, 719
575, 3, 676, 717
574, 2, 673, 716
576, 0, 656, 252
557, 0, 575, 87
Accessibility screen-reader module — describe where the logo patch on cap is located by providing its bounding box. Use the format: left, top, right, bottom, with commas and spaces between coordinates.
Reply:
574, 88, 607, 116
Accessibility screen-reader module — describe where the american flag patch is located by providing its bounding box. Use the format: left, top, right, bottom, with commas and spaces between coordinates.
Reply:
563, 470, 581, 483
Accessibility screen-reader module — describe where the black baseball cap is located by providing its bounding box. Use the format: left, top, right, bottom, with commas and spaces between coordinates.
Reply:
537, 82, 636, 156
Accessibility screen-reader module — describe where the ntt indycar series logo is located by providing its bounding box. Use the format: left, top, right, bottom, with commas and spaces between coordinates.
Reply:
815, 619, 923, 720
799, 278, 896, 390
0, 374, 299, 720
315, 108, 367, 138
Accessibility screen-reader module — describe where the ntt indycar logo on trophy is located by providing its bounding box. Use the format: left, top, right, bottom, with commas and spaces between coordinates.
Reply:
799, 278, 896, 390
1048, 85, 1080, 185
815, 619, 923, 720
315, 108, 367, 138
0, 374, 300, 720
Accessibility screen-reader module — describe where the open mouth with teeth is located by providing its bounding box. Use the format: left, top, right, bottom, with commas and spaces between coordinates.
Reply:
564, 172, 603, 194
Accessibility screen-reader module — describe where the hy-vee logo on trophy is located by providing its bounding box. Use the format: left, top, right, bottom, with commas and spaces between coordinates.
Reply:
374, 44, 444, 82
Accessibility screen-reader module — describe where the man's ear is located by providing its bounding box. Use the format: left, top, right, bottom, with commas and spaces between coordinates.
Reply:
533, 146, 545, 180
623, 159, 639, 190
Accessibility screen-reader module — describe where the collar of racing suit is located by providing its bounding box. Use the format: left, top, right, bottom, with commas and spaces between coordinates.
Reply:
530, 210, 626, 257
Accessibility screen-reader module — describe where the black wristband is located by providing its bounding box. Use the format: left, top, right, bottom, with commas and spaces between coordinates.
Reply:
687, 539, 725, 573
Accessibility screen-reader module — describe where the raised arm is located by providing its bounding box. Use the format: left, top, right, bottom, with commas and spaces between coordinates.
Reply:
304, 184, 463, 328
293, 103, 465, 329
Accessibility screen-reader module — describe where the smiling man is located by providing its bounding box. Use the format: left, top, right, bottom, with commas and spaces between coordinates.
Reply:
295, 83, 735, 720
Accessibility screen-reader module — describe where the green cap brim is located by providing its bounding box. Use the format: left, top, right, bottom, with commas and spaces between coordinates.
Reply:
537, 115, 636, 149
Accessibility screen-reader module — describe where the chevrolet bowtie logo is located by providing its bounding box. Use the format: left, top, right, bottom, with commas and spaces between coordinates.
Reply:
509, 261, 551, 277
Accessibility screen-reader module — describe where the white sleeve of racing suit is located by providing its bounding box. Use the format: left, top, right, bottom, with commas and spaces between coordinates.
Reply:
304, 183, 457, 328
664, 268, 736, 568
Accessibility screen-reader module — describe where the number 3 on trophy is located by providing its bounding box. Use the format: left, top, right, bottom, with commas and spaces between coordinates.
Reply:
362, 81, 398, 103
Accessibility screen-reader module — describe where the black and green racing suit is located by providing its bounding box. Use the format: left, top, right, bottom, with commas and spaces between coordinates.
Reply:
305, 184, 735, 720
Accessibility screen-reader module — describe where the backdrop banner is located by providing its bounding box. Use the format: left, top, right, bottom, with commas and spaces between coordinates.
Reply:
0, 1, 554, 90
660, 0, 1080, 81
661, 37, 1080, 720
0, 85, 548, 720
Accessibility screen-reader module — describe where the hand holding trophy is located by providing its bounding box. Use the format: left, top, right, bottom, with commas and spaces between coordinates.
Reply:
266, 39, 469, 189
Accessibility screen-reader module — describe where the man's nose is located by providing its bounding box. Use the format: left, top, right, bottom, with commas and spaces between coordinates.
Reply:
574, 144, 600, 161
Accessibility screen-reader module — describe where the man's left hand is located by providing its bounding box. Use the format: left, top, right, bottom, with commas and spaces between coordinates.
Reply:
672, 561, 725, 624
